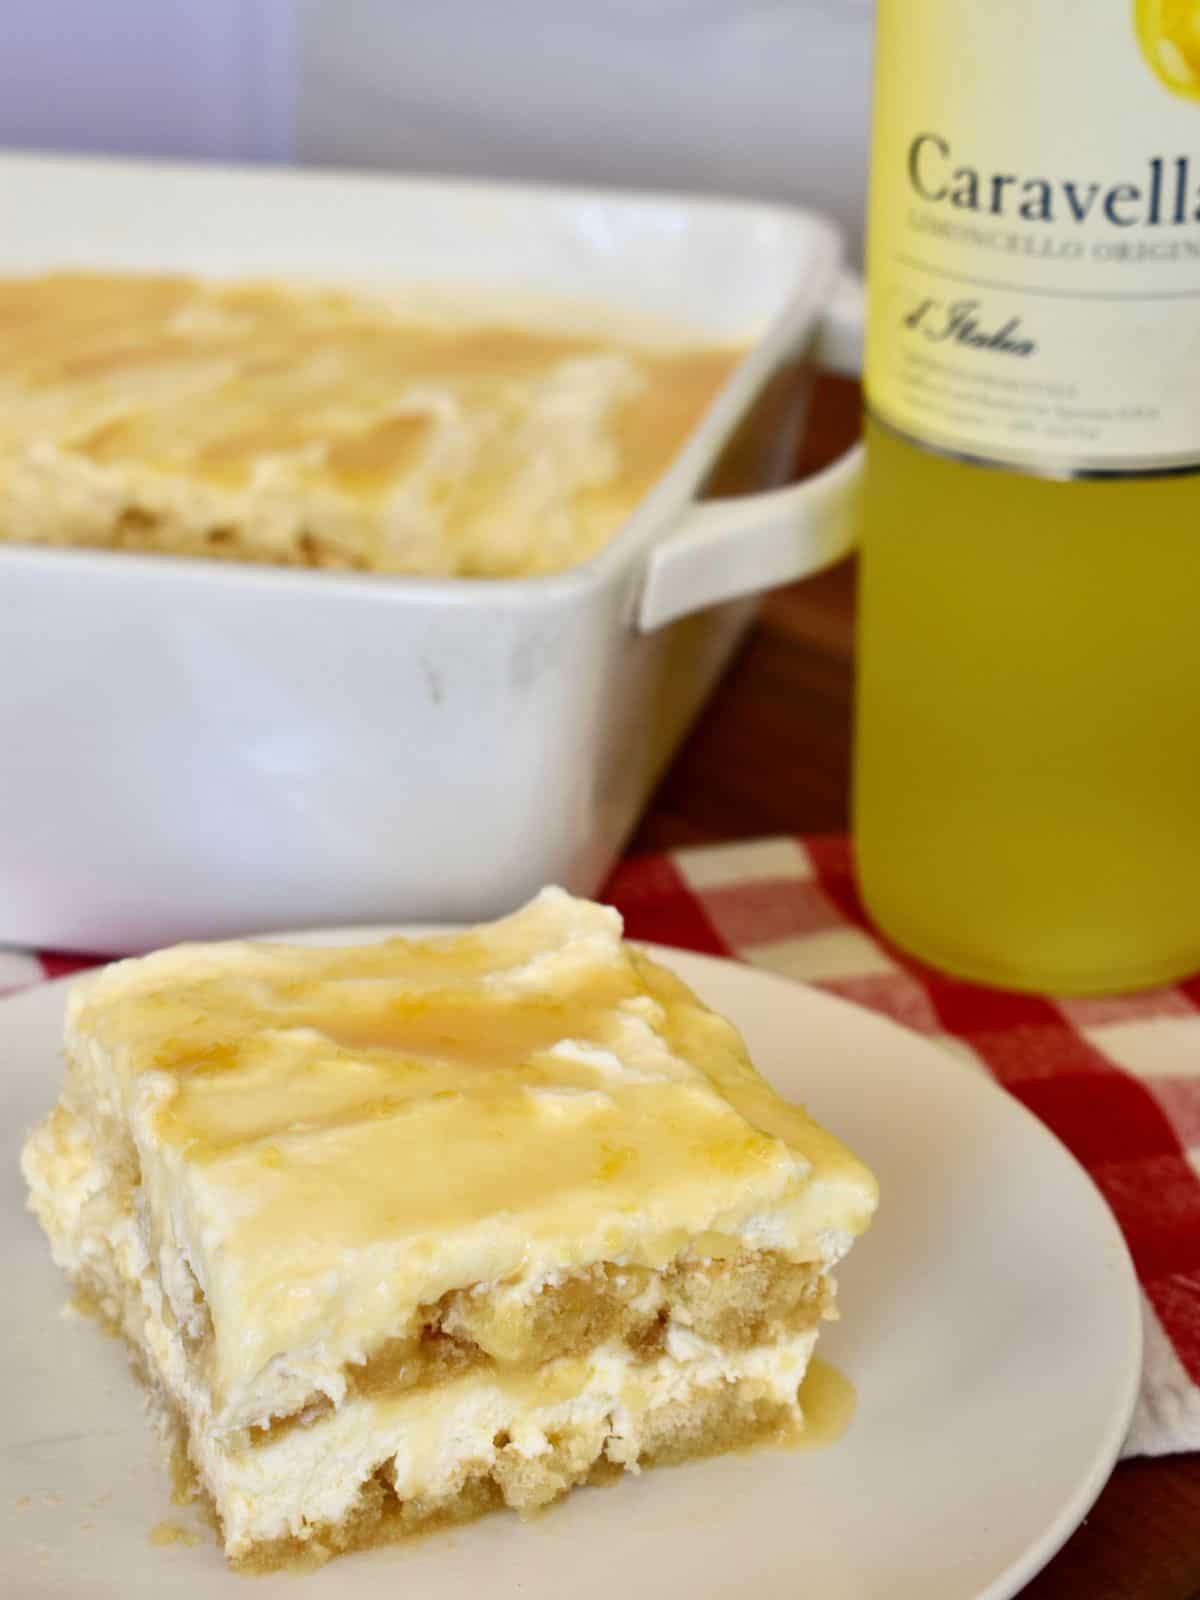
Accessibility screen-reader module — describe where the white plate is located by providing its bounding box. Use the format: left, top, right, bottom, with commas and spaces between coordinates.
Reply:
1, 935, 1141, 1600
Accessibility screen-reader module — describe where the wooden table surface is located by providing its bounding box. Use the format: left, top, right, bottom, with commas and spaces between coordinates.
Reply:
630, 374, 1200, 1600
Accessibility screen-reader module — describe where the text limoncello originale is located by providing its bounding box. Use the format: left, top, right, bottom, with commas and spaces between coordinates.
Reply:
855, 0, 1200, 993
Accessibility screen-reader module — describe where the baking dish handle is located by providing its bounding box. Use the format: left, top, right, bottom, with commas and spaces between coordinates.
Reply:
636, 441, 862, 632
636, 271, 865, 633
811, 268, 865, 378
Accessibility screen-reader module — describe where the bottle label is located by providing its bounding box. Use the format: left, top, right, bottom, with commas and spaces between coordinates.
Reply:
865, 0, 1200, 476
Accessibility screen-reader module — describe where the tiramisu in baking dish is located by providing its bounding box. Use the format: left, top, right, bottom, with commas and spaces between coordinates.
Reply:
0, 272, 740, 576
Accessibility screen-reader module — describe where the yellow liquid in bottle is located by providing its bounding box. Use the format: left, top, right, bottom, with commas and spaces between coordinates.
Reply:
854, 418, 1200, 994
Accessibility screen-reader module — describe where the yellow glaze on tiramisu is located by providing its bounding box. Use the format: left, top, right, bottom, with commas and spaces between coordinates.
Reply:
21, 889, 877, 1570
0, 272, 741, 576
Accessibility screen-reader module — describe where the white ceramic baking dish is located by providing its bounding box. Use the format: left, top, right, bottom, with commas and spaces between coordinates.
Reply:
0, 153, 863, 950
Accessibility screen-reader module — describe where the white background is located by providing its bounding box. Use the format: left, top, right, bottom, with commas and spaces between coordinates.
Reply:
0, 0, 295, 163
0, 0, 874, 256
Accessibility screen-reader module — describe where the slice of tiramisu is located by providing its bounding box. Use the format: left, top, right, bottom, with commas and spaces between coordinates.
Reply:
21, 889, 877, 1570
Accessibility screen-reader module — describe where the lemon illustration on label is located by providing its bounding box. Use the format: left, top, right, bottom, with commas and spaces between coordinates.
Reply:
1136, 0, 1200, 98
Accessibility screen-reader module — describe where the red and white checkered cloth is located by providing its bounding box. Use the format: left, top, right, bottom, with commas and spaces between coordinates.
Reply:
603, 835, 1200, 1461
5, 834, 1199, 1458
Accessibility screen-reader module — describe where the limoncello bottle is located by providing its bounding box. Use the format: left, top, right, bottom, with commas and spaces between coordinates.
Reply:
854, 0, 1200, 993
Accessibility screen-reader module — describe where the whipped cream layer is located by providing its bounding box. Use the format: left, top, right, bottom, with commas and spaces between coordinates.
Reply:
199, 1327, 820, 1558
